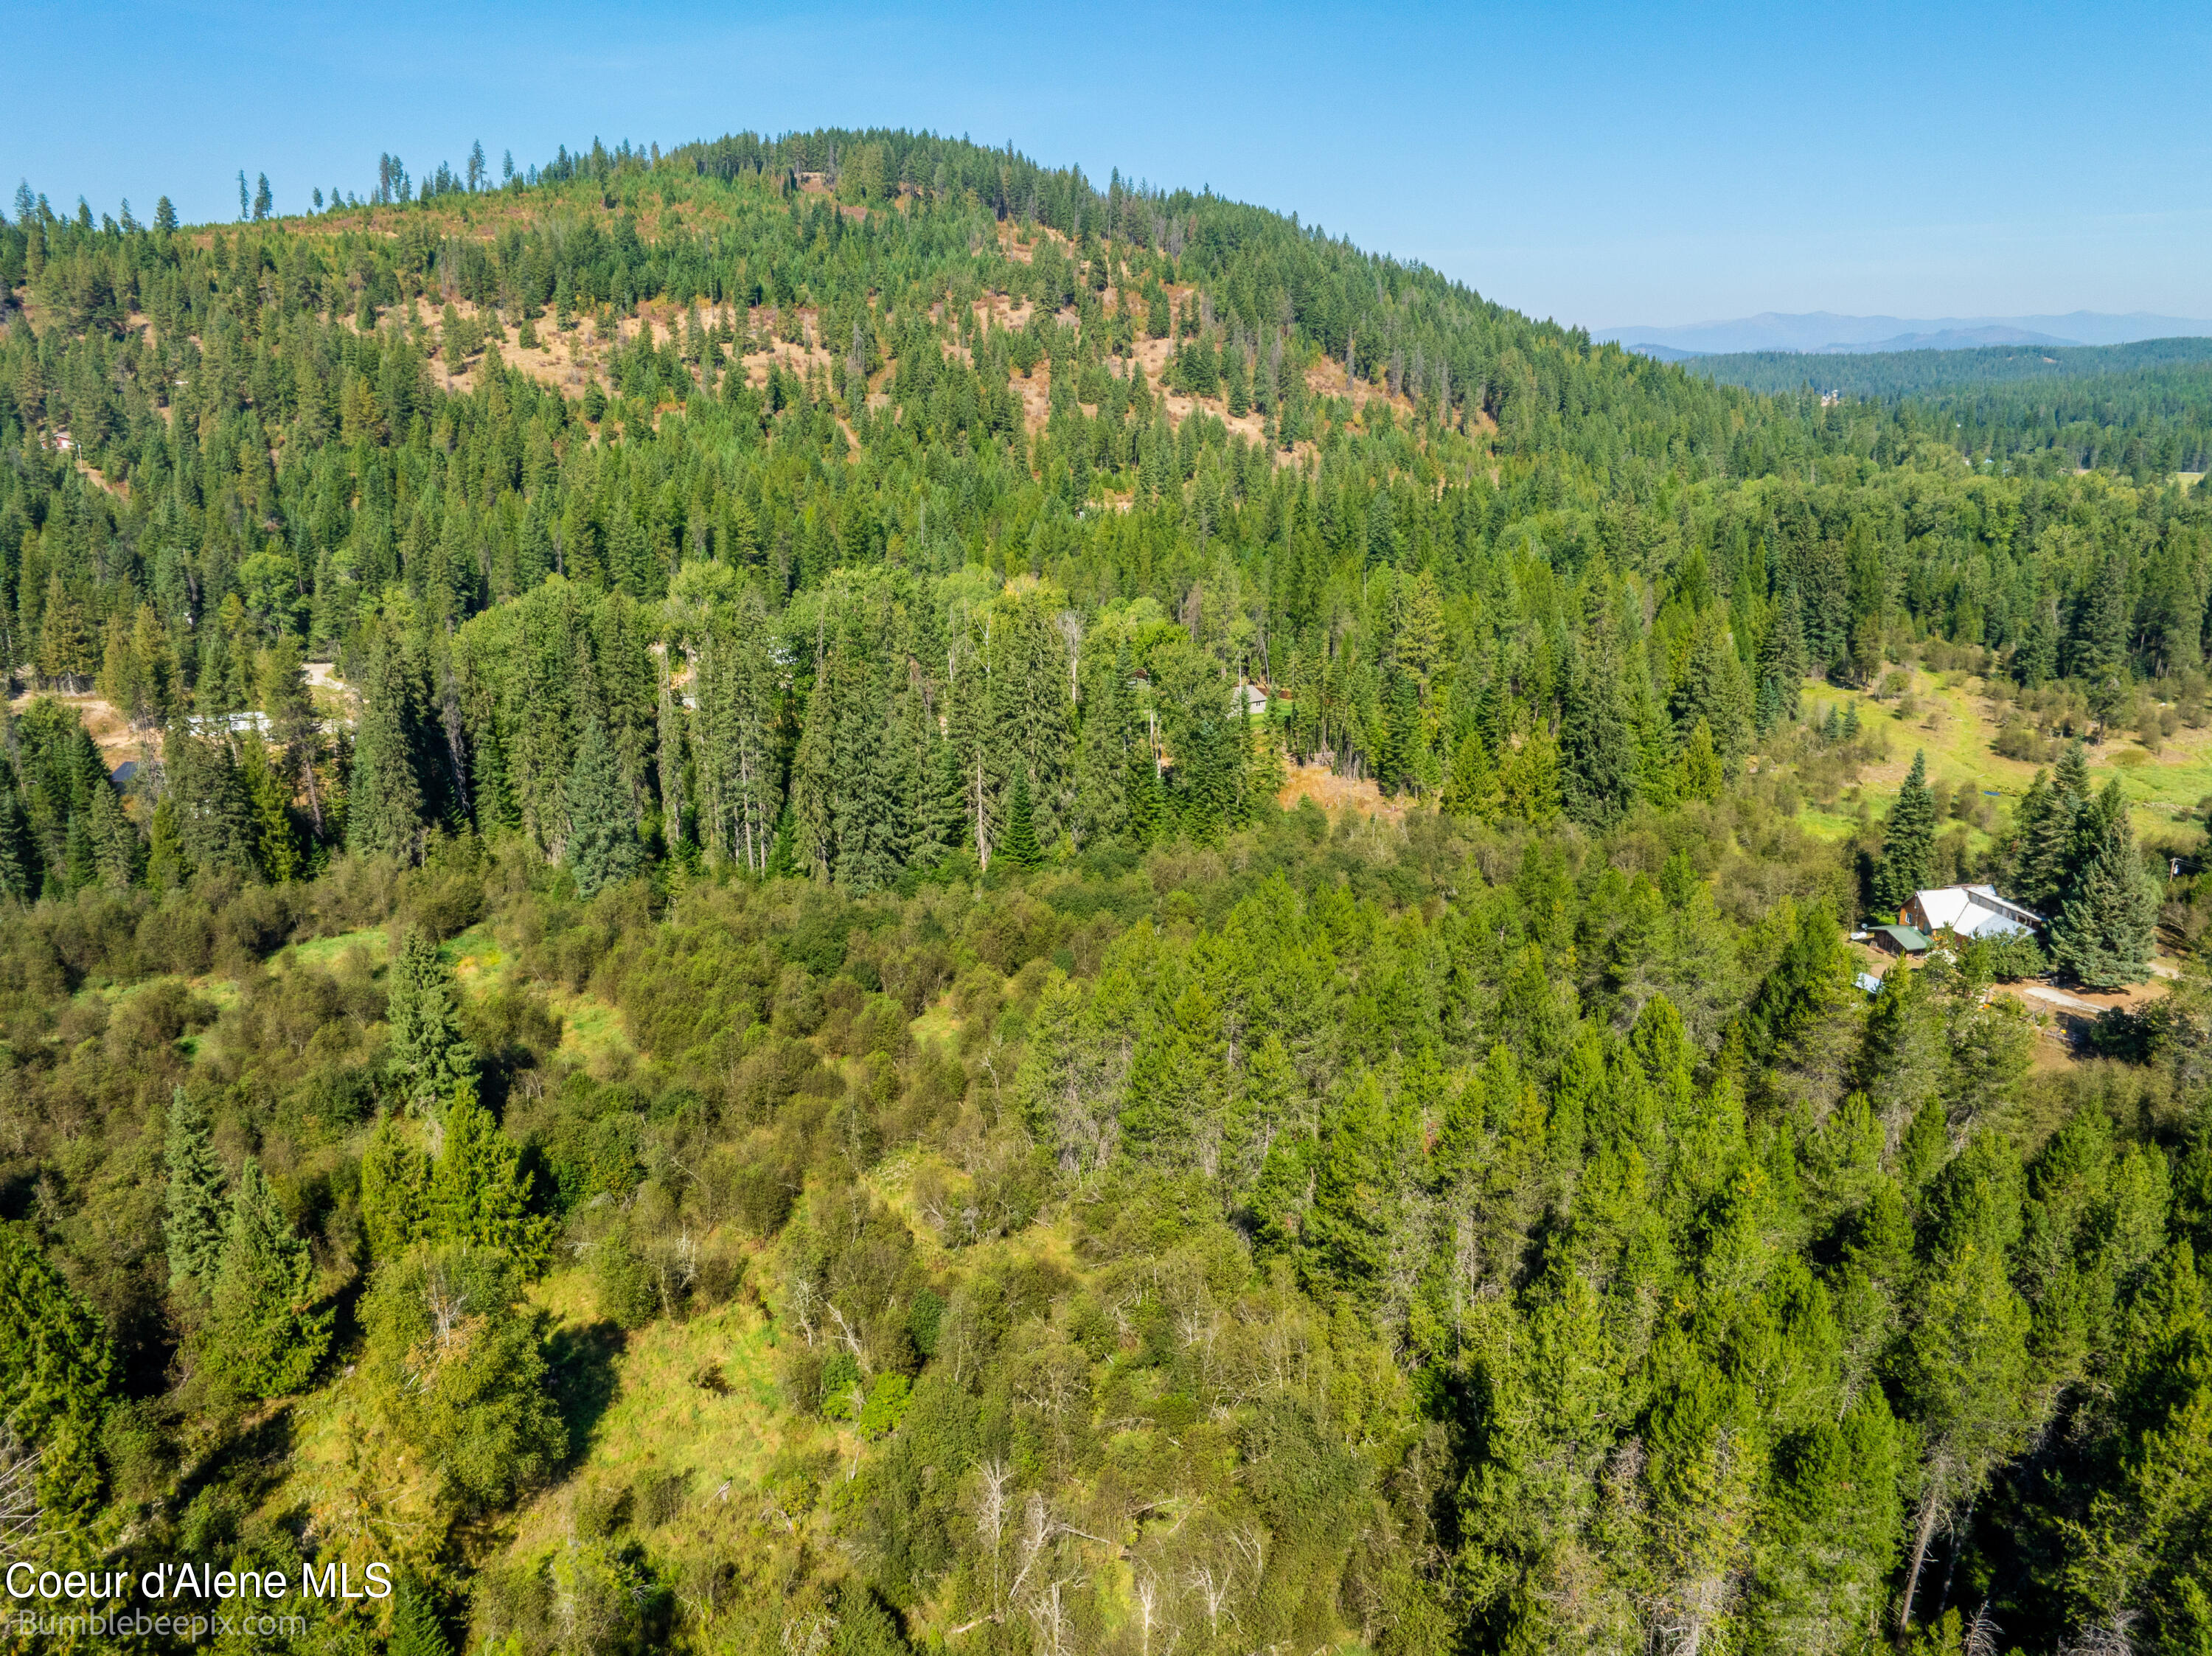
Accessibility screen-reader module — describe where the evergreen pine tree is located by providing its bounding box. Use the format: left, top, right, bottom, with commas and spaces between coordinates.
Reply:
563, 714, 641, 898
1632, 664, 1680, 809
1745, 901, 1853, 1061
827, 619, 903, 891
347, 634, 426, 862
240, 735, 298, 882
655, 653, 688, 854
1441, 731, 1499, 821
164, 1085, 226, 1292
1070, 652, 1134, 849
2015, 591, 2059, 688
2053, 735, 2091, 804
387, 1571, 455, 1656
1496, 725, 1564, 826
2055, 737, 2096, 857
1380, 664, 1422, 794
0, 782, 38, 903
1681, 719, 1724, 801
2048, 784, 2159, 988
1300, 1074, 1412, 1304
0, 1221, 113, 1525
910, 721, 962, 867
167, 727, 258, 879
2017, 741, 2089, 913
764, 800, 800, 880
89, 781, 138, 888
1240, 693, 1284, 821
1756, 582, 1808, 731
790, 639, 839, 879
386, 928, 476, 1111
1126, 740, 1163, 846
2070, 553, 2129, 686
1001, 766, 1043, 869
145, 793, 187, 894
1671, 607, 1754, 764
2008, 770, 2062, 912
1872, 750, 1937, 916
1560, 619, 1638, 829
204, 1158, 331, 1399
360, 1112, 431, 1262
428, 1083, 552, 1271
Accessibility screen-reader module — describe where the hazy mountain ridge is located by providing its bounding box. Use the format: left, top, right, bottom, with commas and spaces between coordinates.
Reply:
1674, 333, 2212, 408
1601, 309, 2212, 356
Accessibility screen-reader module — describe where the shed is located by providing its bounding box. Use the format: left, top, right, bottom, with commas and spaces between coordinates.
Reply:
1869, 924, 1931, 956
1854, 972, 1885, 995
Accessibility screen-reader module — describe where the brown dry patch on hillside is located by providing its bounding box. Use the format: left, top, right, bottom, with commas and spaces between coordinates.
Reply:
1129, 332, 1175, 380
1279, 762, 1407, 822
740, 332, 835, 391
1012, 366, 1052, 431
956, 293, 1037, 334
1159, 385, 1267, 446
67, 453, 131, 501
10, 690, 156, 768
1305, 355, 1425, 424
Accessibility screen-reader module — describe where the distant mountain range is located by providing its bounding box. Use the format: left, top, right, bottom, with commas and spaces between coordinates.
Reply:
1596, 311, 2212, 358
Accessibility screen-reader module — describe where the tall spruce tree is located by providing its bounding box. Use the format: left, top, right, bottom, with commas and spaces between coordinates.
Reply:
0, 783, 35, 904
1001, 765, 1043, 869
0, 1221, 113, 1525
1670, 607, 1753, 765
1070, 648, 1134, 849
387, 1571, 455, 1656
1873, 750, 1937, 916
2014, 741, 2091, 914
361, 1113, 431, 1263
2007, 769, 2064, 912
164, 1085, 227, 1292
2048, 784, 2158, 988
1559, 610, 1638, 829
387, 928, 476, 1110
563, 714, 641, 898
428, 1083, 552, 1271
1756, 582, 1809, 732
204, 1158, 331, 1398
347, 633, 426, 861
89, 782, 138, 889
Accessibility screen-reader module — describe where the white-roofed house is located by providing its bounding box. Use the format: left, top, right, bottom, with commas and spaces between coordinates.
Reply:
1901, 883, 2045, 942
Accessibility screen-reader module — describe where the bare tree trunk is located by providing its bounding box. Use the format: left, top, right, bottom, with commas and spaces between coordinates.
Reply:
296, 729, 324, 837
1898, 1459, 1947, 1636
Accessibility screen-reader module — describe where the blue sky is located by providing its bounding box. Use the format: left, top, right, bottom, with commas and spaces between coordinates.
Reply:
10, 0, 2211, 330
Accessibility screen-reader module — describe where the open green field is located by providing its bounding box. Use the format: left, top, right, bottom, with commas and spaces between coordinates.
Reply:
277, 925, 391, 972
1784, 664, 2211, 851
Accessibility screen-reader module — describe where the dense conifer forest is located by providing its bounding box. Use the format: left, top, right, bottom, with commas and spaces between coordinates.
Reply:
1683, 338, 2212, 481
2, 127, 2211, 1656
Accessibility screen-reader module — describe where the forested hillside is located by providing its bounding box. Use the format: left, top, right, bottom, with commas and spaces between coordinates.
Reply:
1684, 338, 2212, 482
3, 129, 2211, 1656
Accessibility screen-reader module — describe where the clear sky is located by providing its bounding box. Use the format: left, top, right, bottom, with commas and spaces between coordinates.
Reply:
10, 0, 2210, 330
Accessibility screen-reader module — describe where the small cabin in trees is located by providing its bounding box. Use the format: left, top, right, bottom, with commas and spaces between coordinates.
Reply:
1867, 924, 1930, 957
1902, 884, 2045, 942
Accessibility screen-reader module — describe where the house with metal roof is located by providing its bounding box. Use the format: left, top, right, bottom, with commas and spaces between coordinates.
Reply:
1901, 884, 2045, 942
